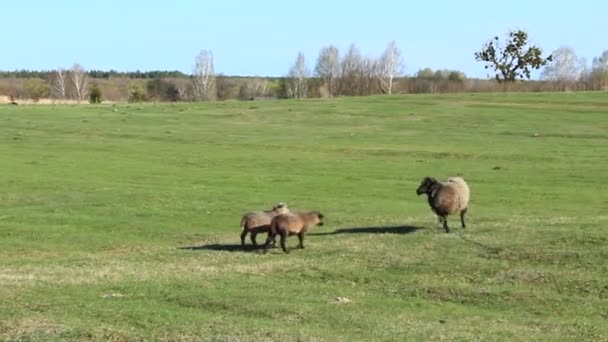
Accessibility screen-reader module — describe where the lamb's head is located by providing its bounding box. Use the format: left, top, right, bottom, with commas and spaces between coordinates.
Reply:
416, 177, 438, 195
272, 202, 289, 214
304, 211, 324, 226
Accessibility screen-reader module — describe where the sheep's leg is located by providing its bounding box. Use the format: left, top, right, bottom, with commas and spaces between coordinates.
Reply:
280, 231, 289, 254
442, 216, 450, 233
460, 208, 468, 229
250, 232, 258, 246
297, 233, 304, 249
240, 230, 248, 246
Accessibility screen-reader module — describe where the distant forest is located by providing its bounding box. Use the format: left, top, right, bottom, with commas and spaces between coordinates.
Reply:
2, 30, 607, 103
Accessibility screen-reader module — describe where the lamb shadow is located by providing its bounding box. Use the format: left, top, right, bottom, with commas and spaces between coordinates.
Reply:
178, 244, 266, 252
309, 225, 423, 236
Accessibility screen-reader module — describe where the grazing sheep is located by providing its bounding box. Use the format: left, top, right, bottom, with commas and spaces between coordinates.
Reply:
264, 211, 324, 253
416, 176, 470, 233
240, 202, 289, 246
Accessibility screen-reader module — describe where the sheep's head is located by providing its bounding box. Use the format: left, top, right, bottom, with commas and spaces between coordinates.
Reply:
272, 202, 289, 214
416, 177, 438, 195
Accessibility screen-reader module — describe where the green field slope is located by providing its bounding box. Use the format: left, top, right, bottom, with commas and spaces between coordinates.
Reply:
1, 92, 607, 341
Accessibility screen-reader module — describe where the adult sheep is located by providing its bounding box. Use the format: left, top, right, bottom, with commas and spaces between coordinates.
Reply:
240, 202, 289, 246
264, 211, 324, 253
416, 176, 470, 233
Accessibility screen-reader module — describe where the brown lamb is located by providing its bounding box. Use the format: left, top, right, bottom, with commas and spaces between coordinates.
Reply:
240, 202, 289, 246
264, 211, 324, 253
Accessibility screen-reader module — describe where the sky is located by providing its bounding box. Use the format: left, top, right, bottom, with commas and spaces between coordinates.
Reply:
1, 0, 606, 79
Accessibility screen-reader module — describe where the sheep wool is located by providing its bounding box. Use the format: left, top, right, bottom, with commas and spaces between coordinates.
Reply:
416, 176, 470, 233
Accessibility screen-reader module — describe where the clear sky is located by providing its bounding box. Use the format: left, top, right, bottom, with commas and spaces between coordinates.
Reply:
1, 0, 606, 79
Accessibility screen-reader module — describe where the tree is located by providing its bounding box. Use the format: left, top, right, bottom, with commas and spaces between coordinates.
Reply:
378, 41, 404, 94
193, 50, 215, 100
89, 84, 103, 103
314, 45, 340, 97
286, 52, 309, 99
51, 68, 66, 99
128, 83, 147, 102
146, 78, 180, 102
592, 50, 608, 71
340, 44, 363, 95
416, 68, 435, 79
360, 57, 380, 95
474, 30, 552, 83
589, 50, 608, 90
69, 63, 89, 101
215, 74, 237, 100
23, 79, 50, 101
541, 46, 586, 84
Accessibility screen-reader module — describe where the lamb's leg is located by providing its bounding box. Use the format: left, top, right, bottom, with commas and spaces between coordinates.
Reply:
297, 233, 304, 249
263, 233, 274, 253
280, 231, 289, 253
442, 216, 450, 233
271, 233, 277, 247
250, 232, 258, 246
460, 208, 468, 229
240, 230, 248, 246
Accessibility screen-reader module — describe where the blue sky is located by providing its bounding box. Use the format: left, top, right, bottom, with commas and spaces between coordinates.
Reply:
1, 0, 606, 78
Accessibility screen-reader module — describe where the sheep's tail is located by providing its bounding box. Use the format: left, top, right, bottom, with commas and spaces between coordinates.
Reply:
447, 177, 470, 209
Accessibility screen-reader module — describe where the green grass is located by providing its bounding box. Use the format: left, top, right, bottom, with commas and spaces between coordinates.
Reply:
1, 92, 607, 341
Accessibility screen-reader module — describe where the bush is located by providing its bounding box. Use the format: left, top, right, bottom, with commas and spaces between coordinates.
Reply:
23, 79, 49, 101
128, 84, 147, 103
89, 84, 103, 103
146, 78, 180, 102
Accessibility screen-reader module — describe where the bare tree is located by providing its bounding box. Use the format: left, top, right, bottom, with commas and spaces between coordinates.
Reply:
592, 50, 608, 71
590, 50, 608, 90
287, 52, 309, 99
378, 41, 404, 94
361, 57, 380, 95
541, 46, 586, 88
340, 44, 363, 96
69, 63, 88, 101
193, 50, 215, 101
51, 68, 66, 99
315, 45, 340, 97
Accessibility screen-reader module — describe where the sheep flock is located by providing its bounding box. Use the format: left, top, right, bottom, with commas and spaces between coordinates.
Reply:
240, 176, 470, 253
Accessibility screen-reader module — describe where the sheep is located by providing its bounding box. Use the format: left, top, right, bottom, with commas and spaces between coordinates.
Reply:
264, 211, 324, 253
416, 176, 470, 233
240, 202, 289, 246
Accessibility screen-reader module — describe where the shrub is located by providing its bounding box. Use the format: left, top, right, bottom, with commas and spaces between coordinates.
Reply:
89, 84, 103, 103
128, 84, 147, 103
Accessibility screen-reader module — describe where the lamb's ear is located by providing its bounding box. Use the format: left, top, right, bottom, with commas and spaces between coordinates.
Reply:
318, 213, 324, 219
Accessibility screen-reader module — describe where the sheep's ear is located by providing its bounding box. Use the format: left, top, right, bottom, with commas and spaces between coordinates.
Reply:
318, 213, 324, 219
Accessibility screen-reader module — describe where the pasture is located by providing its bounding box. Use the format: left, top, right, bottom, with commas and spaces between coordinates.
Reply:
1, 92, 607, 341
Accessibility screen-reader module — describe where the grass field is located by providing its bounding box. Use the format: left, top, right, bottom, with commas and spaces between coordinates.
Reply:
1, 92, 607, 341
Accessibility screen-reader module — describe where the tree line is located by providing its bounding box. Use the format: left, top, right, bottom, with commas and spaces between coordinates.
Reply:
1, 29, 607, 103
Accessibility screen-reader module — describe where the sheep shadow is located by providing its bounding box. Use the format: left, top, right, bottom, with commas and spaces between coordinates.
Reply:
309, 224, 423, 236
457, 234, 503, 254
178, 244, 267, 253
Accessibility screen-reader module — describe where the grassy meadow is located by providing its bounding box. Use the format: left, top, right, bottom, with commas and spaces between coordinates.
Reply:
1, 92, 607, 341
